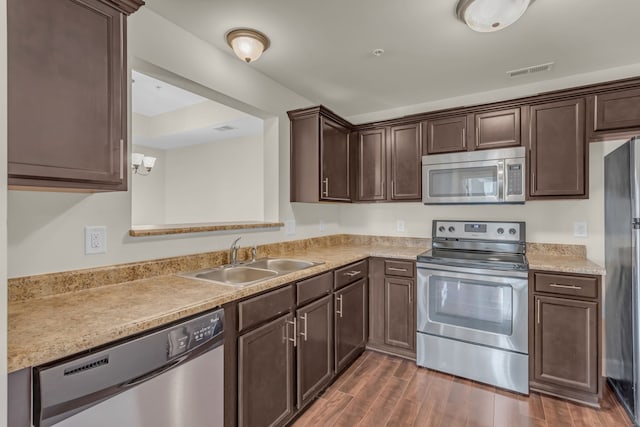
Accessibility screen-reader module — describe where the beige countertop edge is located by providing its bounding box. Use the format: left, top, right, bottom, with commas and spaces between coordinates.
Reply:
8, 246, 425, 373
128, 221, 285, 237
527, 254, 606, 276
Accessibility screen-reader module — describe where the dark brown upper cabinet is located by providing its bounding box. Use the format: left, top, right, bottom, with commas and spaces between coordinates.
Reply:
528, 98, 587, 199
587, 87, 640, 141
356, 128, 387, 201
289, 106, 352, 202
354, 123, 421, 202
7, 0, 144, 192
423, 115, 468, 155
473, 107, 521, 150
389, 123, 422, 200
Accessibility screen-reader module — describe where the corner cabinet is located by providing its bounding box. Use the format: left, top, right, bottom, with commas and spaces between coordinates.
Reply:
289, 106, 352, 202
530, 271, 602, 407
527, 98, 587, 199
7, 0, 144, 191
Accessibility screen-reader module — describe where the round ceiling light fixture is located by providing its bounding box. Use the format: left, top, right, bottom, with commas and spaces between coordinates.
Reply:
456, 0, 534, 33
225, 28, 271, 63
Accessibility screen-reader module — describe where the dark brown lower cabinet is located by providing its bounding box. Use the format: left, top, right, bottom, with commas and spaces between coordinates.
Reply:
296, 295, 334, 408
335, 278, 367, 373
238, 314, 295, 427
530, 270, 602, 407
384, 277, 416, 351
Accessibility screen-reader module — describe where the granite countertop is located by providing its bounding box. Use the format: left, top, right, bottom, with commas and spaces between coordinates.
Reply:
527, 254, 606, 275
8, 244, 425, 373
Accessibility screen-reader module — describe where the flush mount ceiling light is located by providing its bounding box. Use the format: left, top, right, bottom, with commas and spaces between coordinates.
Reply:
226, 28, 270, 63
456, 0, 534, 33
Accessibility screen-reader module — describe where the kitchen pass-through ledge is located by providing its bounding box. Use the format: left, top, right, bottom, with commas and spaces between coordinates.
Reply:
129, 221, 284, 237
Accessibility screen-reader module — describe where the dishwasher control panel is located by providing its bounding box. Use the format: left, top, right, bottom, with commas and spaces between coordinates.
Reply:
167, 310, 224, 358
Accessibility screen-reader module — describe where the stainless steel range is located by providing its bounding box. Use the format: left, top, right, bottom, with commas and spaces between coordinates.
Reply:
416, 220, 529, 394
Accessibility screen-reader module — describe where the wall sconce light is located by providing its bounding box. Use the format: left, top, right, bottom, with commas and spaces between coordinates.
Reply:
226, 28, 270, 63
456, 0, 534, 32
132, 152, 156, 176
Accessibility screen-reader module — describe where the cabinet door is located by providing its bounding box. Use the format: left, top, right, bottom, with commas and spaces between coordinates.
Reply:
529, 98, 586, 198
8, 0, 126, 191
592, 87, 640, 132
534, 295, 598, 394
356, 128, 387, 201
297, 295, 334, 408
389, 123, 422, 200
384, 277, 416, 351
238, 314, 295, 427
321, 117, 351, 201
335, 278, 367, 373
423, 116, 467, 155
474, 108, 521, 150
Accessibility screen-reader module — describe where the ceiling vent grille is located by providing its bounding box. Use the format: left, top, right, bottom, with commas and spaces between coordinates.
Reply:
507, 62, 554, 78
214, 125, 236, 132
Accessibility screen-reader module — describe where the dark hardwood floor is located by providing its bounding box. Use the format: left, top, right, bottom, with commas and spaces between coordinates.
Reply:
292, 351, 632, 427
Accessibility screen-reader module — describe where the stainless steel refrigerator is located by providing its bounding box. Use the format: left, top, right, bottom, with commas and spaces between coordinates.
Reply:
605, 136, 640, 425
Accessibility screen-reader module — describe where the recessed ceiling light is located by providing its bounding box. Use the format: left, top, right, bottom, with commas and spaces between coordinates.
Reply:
456, 0, 535, 33
226, 28, 271, 63
371, 49, 385, 57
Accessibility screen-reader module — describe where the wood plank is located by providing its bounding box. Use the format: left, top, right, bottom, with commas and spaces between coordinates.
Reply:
413, 370, 455, 427
540, 395, 574, 427
568, 401, 604, 427
385, 398, 419, 426
464, 379, 495, 427
394, 358, 419, 381
358, 376, 409, 426
294, 390, 352, 427
401, 367, 431, 403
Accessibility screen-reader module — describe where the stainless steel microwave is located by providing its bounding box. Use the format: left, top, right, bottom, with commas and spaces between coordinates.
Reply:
422, 146, 526, 204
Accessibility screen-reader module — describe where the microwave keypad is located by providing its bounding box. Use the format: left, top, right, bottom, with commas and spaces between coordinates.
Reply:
507, 164, 522, 195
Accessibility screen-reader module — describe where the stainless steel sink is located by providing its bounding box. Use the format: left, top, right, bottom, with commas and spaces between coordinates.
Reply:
196, 266, 278, 284
180, 258, 323, 287
246, 258, 316, 273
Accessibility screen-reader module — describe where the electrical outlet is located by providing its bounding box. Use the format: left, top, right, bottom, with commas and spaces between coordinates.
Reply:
396, 220, 406, 232
85, 226, 107, 254
285, 220, 296, 236
319, 219, 326, 232
573, 221, 588, 238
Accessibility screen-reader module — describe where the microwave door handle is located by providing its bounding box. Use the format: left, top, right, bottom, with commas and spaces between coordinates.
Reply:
498, 160, 505, 201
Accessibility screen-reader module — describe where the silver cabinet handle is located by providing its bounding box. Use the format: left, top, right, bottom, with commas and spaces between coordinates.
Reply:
286, 318, 297, 347
549, 283, 582, 290
336, 295, 343, 318
409, 283, 412, 304
462, 127, 466, 148
300, 313, 308, 341
344, 270, 361, 277
392, 180, 396, 197
537, 299, 541, 324
388, 267, 408, 272
322, 177, 329, 197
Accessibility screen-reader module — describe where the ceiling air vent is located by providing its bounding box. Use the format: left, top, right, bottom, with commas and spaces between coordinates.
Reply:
214, 125, 236, 132
507, 62, 554, 78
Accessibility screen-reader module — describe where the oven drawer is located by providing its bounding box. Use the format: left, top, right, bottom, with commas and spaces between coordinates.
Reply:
384, 260, 415, 278
533, 272, 598, 299
334, 260, 368, 290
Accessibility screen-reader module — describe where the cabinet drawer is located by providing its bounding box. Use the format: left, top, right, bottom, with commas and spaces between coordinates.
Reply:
334, 260, 368, 290
297, 271, 333, 306
534, 272, 598, 299
384, 259, 415, 278
238, 285, 295, 332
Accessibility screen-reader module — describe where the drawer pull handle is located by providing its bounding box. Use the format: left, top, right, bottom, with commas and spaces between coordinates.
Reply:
322, 178, 329, 197
537, 299, 541, 324
300, 313, 308, 341
336, 295, 343, 318
388, 267, 408, 272
549, 283, 582, 290
344, 270, 362, 277
286, 318, 297, 347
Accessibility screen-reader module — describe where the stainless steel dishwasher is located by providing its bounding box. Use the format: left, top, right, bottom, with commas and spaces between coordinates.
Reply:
33, 308, 224, 427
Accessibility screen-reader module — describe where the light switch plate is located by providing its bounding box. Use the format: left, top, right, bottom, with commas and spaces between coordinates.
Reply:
85, 226, 107, 254
319, 219, 326, 232
573, 221, 588, 238
285, 220, 296, 236
397, 220, 406, 232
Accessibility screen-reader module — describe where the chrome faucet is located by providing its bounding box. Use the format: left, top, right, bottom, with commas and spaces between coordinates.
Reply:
251, 245, 258, 262
229, 237, 241, 266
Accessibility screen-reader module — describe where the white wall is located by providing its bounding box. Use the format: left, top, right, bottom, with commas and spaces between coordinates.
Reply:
6, 8, 342, 278
0, 0, 8, 420
164, 134, 264, 223
131, 145, 166, 225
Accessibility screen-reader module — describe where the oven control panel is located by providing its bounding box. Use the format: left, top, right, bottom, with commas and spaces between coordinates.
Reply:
433, 220, 524, 241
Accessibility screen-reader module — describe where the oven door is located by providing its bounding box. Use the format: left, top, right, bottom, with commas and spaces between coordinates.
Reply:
417, 264, 528, 354
422, 159, 504, 204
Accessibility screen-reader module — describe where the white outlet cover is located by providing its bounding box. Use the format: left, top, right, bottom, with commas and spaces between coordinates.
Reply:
396, 220, 406, 232
85, 226, 107, 254
319, 219, 326, 232
573, 221, 588, 238
285, 220, 296, 236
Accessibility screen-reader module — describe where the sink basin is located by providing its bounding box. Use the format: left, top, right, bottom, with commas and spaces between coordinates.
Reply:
194, 266, 278, 285
246, 258, 316, 273
180, 257, 323, 287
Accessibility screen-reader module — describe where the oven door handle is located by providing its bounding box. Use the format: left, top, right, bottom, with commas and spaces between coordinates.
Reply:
417, 262, 528, 280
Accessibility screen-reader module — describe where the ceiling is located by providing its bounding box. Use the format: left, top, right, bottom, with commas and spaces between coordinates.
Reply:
132, 70, 208, 117
145, 0, 640, 117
